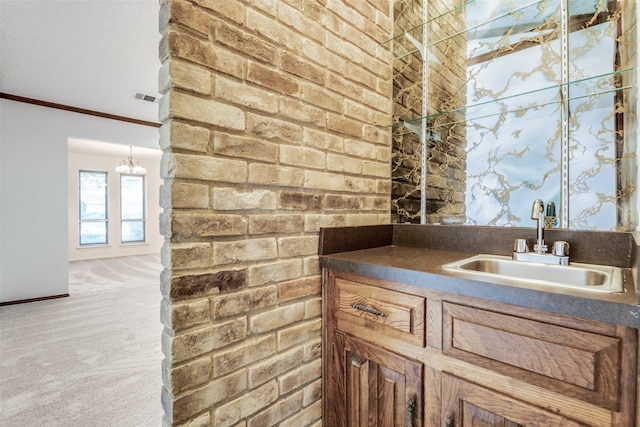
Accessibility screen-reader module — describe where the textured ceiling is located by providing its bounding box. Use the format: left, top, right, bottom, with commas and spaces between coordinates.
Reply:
0, 0, 161, 125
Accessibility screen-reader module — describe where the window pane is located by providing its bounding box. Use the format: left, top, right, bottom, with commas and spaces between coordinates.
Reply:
80, 171, 107, 220
121, 220, 145, 243
121, 175, 144, 219
80, 221, 107, 245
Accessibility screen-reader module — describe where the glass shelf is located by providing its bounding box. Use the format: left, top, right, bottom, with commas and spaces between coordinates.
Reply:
381, 0, 476, 48
384, 0, 546, 60
387, 67, 633, 134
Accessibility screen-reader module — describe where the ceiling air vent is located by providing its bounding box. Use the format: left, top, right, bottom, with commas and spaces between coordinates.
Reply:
131, 91, 160, 104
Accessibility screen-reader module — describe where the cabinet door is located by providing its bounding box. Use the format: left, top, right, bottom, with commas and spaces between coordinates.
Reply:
442, 374, 584, 427
336, 332, 423, 427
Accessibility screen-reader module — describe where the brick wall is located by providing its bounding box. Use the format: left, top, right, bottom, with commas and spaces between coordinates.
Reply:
158, 1, 393, 426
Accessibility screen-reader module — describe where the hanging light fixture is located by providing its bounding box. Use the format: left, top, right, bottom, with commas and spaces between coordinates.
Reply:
115, 145, 146, 174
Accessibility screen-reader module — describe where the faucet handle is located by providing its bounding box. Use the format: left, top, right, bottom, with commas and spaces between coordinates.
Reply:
552, 241, 569, 257
514, 239, 529, 253
531, 199, 544, 220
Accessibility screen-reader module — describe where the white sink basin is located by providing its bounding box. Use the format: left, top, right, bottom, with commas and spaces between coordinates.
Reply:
442, 254, 624, 293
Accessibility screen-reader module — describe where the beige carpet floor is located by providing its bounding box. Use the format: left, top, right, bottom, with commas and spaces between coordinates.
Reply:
0, 255, 163, 427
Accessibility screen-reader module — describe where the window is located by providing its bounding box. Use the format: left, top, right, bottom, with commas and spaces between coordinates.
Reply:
79, 171, 108, 245
120, 174, 146, 243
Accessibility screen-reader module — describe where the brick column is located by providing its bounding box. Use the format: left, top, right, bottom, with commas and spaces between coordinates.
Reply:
158, 1, 393, 426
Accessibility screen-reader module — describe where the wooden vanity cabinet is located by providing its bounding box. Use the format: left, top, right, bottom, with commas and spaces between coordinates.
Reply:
322, 269, 638, 427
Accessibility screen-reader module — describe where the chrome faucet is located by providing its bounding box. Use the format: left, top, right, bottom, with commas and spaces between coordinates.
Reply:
512, 199, 569, 265
531, 199, 547, 253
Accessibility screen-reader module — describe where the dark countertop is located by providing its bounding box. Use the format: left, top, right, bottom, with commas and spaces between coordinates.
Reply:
319, 224, 640, 329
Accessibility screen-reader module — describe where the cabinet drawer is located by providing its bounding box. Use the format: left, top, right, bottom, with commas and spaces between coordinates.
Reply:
442, 302, 622, 411
334, 277, 425, 347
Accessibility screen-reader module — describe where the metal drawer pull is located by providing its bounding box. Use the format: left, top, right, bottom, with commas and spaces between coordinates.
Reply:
445, 415, 452, 427
350, 303, 387, 317
407, 396, 415, 427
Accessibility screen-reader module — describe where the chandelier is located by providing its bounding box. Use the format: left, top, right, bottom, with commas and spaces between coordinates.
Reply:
115, 146, 146, 174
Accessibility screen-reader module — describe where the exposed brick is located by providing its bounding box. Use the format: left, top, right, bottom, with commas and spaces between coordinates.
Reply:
304, 338, 322, 361
326, 153, 363, 174
278, 359, 321, 394
249, 303, 305, 334
277, 235, 319, 258
303, 378, 322, 406
331, 72, 369, 102
162, 181, 210, 209
213, 133, 278, 163
213, 238, 278, 266
346, 175, 377, 193
303, 128, 343, 152
162, 242, 210, 271
362, 162, 391, 179
248, 259, 302, 287
192, 0, 245, 24
215, 75, 278, 114
212, 286, 278, 318
301, 38, 345, 74
159, 60, 212, 95
346, 213, 380, 226
214, 334, 276, 377
278, 276, 321, 302
248, 347, 303, 388
345, 98, 376, 122
212, 187, 277, 210
280, 145, 325, 169
168, 269, 247, 300
170, 213, 247, 238
163, 153, 248, 183
278, 2, 324, 43
172, 370, 246, 424
303, 255, 321, 276
214, 381, 279, 427
161, 120, 210, 153
175, 412, 211, 427
214, 20, 277, 64
167, 0, 213, 36
361, 86, 389, 112
281, 51, 326, 84
345, 138, 377, 159
325, 29, 362, 62
303, 170, 347, 191
162, 31, 244, 78
161, 91, 245, 131
325, 194, 362, 210
167, 318, 247, 362
278, 191, 323, 210
278, 400, 322, 427
169, 356, 211, 394
246, 113, 302, 144
249, 164, 304, 187
326, 113, 362, 138
160, 0, 394, 425
248, 62, 300, 96
249, 214, 305, 235
300, 83, 342, 112
247, 7, 301, 51
277, 319, 322, 350
364, 123, 391, 144
248, 391, 303, 427
304, 298, 322, 319
163, 298, 210, 331
278, 97, 324, 127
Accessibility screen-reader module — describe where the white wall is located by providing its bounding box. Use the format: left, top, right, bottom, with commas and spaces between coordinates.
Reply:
0, 99, 160, 303
68, 141, 162, 261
